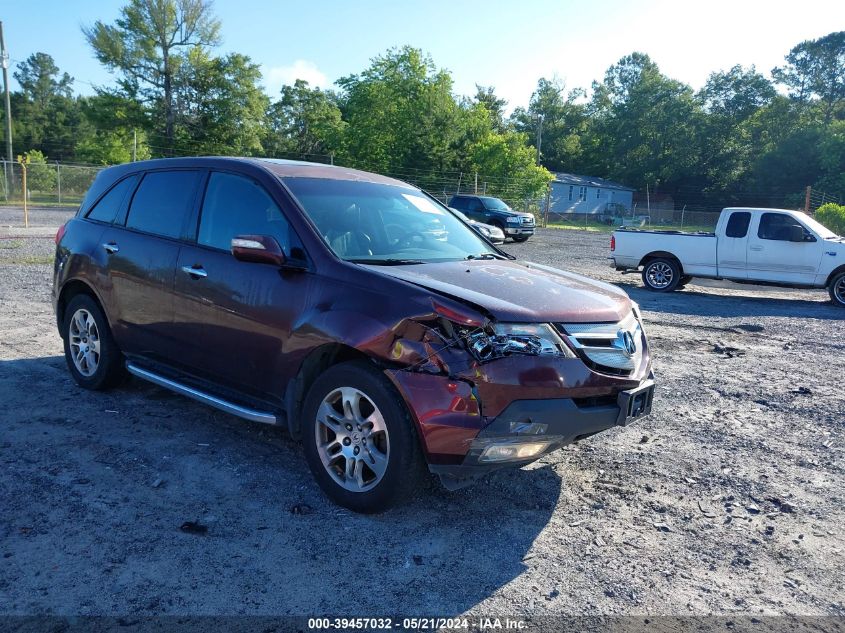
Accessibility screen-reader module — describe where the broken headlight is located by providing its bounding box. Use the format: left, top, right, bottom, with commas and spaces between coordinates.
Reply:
463, 323, 575, 361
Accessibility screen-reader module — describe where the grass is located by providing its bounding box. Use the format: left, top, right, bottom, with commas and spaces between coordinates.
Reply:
0, 199, 82, 208
0, 240, 24, 249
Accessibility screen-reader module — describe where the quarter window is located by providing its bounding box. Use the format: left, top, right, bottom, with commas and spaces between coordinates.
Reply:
198, 172, 292, 253
86, 175, 139, 223
725, 211, 751, 238
125, 171, 201, 239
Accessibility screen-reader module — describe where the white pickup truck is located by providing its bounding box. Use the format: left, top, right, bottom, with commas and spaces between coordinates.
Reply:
610, 207, 845, 307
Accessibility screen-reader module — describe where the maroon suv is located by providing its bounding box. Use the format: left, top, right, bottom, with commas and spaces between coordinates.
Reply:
53, 157, 654, 512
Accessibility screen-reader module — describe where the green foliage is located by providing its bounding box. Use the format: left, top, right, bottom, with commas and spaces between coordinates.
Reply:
816, 203, 845, 235
83, 0, 222, 149
336, 47, 464, 174
265, 79, 345, 159
23, 150, 57, 192
468, 130, 553, 200
772, 31, 845, 123
175, 49, 269, 155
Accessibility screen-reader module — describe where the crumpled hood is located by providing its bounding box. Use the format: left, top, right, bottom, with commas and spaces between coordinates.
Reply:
363, 259, 631, 323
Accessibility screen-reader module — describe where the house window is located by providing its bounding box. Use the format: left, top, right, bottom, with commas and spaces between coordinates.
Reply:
596, 188, 601, 199
568, 185, 573, 202
579, 186, 586, 201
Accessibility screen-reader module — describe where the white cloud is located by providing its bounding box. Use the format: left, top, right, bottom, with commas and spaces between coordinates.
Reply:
263, 60, 329, 95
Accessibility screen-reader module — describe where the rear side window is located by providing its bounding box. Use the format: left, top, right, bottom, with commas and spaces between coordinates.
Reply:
86, 175, 139, 223
450, 197, 468, 210
198, 172, 291, 252
725, 211, 751, 238
126, 171, 201, 239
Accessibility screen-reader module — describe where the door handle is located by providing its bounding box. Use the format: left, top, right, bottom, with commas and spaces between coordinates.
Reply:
102, 242, 119, 254
749, 245, 763, 251
181, 265, 208, 278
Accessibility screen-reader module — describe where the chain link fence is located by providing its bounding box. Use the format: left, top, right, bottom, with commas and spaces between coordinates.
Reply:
1, 160, 103, 207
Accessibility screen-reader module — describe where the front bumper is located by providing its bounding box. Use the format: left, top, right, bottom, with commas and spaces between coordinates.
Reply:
387, 351, 655, 490
427, 377, 653, 489
504, 226, 535, 236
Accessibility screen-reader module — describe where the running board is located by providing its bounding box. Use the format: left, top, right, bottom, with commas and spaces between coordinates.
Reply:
126, 363, 278, 425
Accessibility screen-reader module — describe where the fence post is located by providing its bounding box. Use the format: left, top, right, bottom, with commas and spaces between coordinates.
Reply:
804, 186, 811, 214
56, 161, 61, 204
19, 158, 27, 228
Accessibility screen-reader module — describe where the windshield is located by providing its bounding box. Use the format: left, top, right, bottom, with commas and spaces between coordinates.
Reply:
800, 213, 839, 239
481, 197, 511, 212
282, 178, 499, 263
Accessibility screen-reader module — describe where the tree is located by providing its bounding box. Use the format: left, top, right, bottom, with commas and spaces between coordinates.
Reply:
76, 93, 151, 164
336, 47, 464, 175
773, 31, 845, 123
11, 53, 81, 161
468, 130, 553, 201
694, 66, 777, 198
511, 77, 590, 173
83, 0, 221, 151
14, 53, 73, 104
588, 53, 702, 194
265, 79, 345, 159
22, 150, 57, 193
175, 49, 268, 155
472, 85, 508, 132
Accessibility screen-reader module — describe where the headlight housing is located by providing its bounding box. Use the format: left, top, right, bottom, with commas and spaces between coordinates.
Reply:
477, 225, 492, 236
461, 322, 575, 361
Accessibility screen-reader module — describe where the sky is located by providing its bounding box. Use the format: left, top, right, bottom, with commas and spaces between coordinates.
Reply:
1, 0, 843, 112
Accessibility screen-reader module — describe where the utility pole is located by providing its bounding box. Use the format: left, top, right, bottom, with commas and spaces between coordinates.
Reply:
536, 114, 544, 165
1, 22, 12, 167
804, 186, 811, 214
132, 130, 137, 162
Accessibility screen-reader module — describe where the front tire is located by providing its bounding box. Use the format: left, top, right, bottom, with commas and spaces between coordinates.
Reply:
301, 361, 424, 513
642, 258, 682, 292
829, 271, 845, 307
62, 294, 126, 390
512, 235, 530, 243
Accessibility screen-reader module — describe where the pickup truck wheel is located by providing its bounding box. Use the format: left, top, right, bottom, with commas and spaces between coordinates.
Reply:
62, 294, 126, 390
512, 235, 530, 243
829, 272, 845, 307
302, 360, 424, 513
642, 258, 681, 292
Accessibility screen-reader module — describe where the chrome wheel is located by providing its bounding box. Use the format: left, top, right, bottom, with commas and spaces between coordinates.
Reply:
68, 308, 101, 377
835, 275, 845, 305
314, 387, 390, 492
646, 262, 674, 289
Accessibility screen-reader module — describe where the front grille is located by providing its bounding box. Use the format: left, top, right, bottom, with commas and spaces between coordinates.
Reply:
521, 216, 535, 226
556, 312, 643, 376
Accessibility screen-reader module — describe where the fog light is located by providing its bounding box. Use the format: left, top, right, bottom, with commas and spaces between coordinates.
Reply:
479, 441, 550, 463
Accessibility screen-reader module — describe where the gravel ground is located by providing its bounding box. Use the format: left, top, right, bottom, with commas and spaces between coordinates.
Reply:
1, 209, 844, 619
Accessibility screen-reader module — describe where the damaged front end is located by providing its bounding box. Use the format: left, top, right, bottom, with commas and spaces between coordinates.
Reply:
380, 297, 654, 491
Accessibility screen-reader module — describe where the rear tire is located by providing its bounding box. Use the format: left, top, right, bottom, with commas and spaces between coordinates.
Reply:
62, 294, 126, 390
829, 271, 845, 307
301, 360, 424, 513
642, 258, 681, 292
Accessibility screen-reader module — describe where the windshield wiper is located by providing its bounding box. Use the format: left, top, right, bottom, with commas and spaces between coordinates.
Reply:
465, 253, 500, 260
348, 258, 426, 265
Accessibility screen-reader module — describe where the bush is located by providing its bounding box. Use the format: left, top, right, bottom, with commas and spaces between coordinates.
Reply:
21, 150, 58, 195
816, 203, 845, 236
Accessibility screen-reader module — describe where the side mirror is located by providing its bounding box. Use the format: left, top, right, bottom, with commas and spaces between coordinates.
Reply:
786, 225, 804, 242
231, 234, 286, 266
